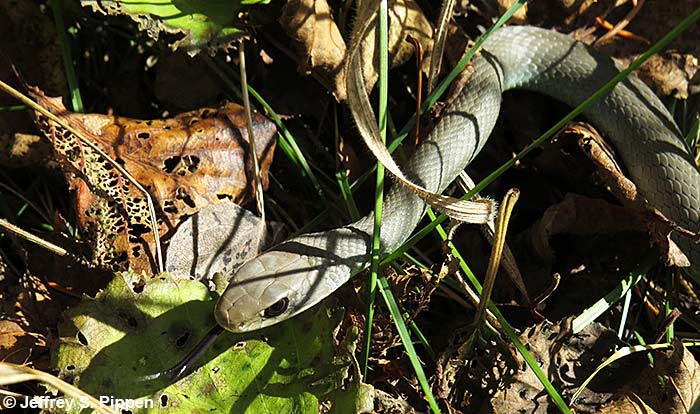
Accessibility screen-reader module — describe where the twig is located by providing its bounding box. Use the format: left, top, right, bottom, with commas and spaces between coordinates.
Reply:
238, 39, 265, 222
0, 218, 88, 266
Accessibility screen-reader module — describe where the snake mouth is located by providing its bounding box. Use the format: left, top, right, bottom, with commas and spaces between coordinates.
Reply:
213, 304, 232, 331
214, 307, 255, 333
215, 291, 276, 332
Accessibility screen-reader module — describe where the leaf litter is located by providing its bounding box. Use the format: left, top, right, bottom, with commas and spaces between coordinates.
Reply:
29, 87, 276, 274
0, 0, 699, 413
52, 271, 352, 414
165, 200, 286, 282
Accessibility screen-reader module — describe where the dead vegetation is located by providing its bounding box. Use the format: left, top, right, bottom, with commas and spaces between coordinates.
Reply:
0, 0, 699, 413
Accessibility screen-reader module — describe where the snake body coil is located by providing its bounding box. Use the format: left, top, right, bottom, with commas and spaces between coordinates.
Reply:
215, 26, 700, 332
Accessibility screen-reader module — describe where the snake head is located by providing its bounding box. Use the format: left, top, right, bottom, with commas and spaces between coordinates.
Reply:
214, 249, 331, 332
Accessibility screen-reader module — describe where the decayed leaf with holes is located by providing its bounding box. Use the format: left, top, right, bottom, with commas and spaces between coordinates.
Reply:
52, 271, 350, 414
453, 318, 635, 413
30, 87, 276, 274
73, 102, 277, 223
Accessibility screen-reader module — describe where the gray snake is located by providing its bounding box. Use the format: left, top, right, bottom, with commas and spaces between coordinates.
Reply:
215, 26, 700, 332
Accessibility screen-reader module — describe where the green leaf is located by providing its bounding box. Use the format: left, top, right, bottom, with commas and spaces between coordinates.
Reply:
52, 271, 349, 414
81, 0, 270, 54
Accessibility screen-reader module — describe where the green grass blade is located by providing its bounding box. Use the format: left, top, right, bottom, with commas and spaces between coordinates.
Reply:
204, 56, 331, 202
336, 169, 360, 221
362, 0, 389, 380
0, 105, 26, 112
359, 1, 442, 411
377, 275, 440, 413
51, 0, 83, 113
334, 107, 361, 220
572, 272, 645, 334
404, 313, 435, 360
247, 84, 331, 200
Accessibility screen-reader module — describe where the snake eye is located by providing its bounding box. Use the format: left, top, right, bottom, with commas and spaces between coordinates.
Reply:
263, 298, 289, 318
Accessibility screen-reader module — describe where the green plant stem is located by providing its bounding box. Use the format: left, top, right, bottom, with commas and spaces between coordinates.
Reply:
362, 0, 389, 380
51, 0, 83, 112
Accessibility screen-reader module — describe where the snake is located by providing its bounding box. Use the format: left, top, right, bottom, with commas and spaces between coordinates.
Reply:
214, 25, 700, 332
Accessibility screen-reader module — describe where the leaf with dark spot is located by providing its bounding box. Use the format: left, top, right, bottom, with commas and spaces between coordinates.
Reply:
30, 86, 276, 274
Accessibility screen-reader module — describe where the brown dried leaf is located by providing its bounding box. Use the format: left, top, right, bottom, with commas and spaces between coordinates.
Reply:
284, 0, 433, 100
574, 122, 641, 204
482, 318, 629, 414
30, 87, 276, 274
647, 212, 692, 268
74, 102, 276, 223
0, 274, 51, 370
528, 193, 644, 261
342, 0, 433, 101
569, 122, 694, 268
598, 340, 700, 414
280, 0, 346, 94
635, 53, 700, 99
31, 89, 151, 272
0, 320, 36, 364
165, 201, 285, 281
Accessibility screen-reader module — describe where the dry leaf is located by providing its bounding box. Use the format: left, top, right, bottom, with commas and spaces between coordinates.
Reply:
281, 0, 434, 100
31, 87, 276, 274
0, 320, 35, 364
647, 214, 692, 267
72, 102, 277, 222
339, 0, 433, 100
280, 0, 346, 94
574, 122, 641, 204
636, 53, 700, 99
528, 193, 645, 261
569, 122, 694, 268
484, 318, 629, 414
598, 339, 700, 414
166, 201, 285, 281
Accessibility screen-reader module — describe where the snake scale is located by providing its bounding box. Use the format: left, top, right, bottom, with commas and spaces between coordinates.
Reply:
215, 26, 700, 332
